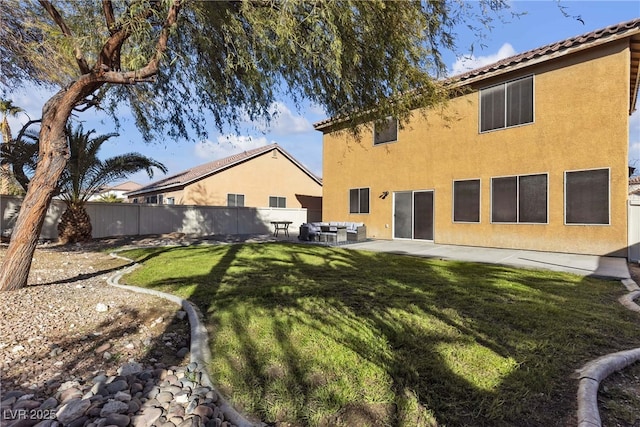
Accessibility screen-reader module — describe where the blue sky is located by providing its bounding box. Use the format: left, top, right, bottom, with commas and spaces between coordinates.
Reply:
3, 1, 640, 186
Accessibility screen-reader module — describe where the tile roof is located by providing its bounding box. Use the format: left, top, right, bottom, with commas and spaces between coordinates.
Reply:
314, 18, 640, 131
630, 175, 640, 185
105, 181, 142, 192
451, 18, 640, 85
127, 143, 321, 196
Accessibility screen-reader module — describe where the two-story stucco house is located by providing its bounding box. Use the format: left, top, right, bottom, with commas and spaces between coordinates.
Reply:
126, 143, 322, 220
315, 19, 640, 256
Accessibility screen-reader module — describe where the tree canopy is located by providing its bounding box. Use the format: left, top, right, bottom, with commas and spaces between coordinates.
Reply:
0, 0, 511, 138
0, 0, 512, 291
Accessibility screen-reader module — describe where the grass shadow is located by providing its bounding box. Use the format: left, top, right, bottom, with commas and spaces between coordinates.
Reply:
119, 242, 640, 427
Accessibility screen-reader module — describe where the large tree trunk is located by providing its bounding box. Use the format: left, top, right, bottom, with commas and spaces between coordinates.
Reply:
0, 90, 83, 291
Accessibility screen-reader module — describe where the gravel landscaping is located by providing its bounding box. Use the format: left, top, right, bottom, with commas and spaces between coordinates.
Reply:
0, 237, 254, 427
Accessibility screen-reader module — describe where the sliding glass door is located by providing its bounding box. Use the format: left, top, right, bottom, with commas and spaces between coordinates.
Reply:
393, 190, 434, 240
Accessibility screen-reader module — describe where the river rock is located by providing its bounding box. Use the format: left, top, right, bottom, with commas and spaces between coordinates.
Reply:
56, 398, 91, 425
105, 413, 130, 427
106, 380, 128, 394
100, 400, 129, 417
118, 362, 143, 376
132, 406, 163, 427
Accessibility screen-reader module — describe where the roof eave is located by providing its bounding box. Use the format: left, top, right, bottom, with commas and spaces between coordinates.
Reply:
125, 183, 184, 197
315, 20, 640, 130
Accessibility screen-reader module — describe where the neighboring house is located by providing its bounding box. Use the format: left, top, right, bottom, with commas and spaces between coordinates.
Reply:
630, 175, 640, 200
89, 181, 142, 201
315, 19, 640, 257
126, 143, 322, 219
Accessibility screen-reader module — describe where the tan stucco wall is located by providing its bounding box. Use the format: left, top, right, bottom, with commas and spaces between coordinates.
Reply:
322, 40, 631, 256
175, 150, 322, 208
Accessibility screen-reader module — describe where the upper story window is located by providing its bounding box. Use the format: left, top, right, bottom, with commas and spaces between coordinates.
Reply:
227, 193, 245, 207
269, 196, 286, 208
480, 76, 534, 132
374, 117, 398, 145
349, 188, 370, 214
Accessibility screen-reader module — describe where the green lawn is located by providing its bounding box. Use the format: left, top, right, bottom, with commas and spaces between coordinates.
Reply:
121, 243, 640, 426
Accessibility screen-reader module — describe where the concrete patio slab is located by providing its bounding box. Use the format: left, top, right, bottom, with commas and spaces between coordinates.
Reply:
342, 240, 631, 280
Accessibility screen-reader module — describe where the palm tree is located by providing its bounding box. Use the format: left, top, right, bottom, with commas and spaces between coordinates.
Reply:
0, 99, 23, 144
0, 99, 25, 194
2, 123, 167, 243
96, 193, 124, 203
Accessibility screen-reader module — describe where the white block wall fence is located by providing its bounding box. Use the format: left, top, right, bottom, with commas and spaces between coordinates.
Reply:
0, 196, 308, 240
629, 200, 640, 262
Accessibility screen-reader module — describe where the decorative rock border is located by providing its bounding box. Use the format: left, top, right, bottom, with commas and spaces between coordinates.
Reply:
576, 276, 640, 427
108, 251, 263, 427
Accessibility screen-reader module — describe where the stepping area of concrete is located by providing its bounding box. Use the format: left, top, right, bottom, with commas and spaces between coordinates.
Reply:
343, 240, 631, 280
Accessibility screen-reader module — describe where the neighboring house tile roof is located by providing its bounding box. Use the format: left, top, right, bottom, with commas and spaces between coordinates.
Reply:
127, 143, 321, 196
102, 181, 142, 192
314, 18, 640, 131
629, 175, 640, 185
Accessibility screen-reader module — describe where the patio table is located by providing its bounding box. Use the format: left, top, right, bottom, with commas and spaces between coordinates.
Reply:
271, 221, 293, 237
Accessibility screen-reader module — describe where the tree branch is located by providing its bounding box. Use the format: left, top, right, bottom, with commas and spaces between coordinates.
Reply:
100, 72, 157, 84
96, 0, 165, 72
73, 97, 102, 113
98, 0, 182, 82
135, 0, 183, 79
14, 119, 42, 145
37, 0, 91, 74
102, 0, 117, 35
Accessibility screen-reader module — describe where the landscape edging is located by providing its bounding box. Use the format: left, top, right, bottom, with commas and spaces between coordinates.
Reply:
108, 250, 264, 427
576, 277, 640, 427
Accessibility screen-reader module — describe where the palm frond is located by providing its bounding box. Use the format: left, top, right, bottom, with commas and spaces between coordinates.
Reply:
4, 122, 166, 204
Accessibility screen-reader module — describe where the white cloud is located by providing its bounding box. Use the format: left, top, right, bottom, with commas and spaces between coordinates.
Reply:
194, 134, 273, 160
307, 102, 327, 117
259, 102, 312, 136
450, 43, 517, 76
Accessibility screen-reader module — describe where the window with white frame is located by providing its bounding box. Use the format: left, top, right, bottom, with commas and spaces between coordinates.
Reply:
349, 188, 370, 214
374, 117, 398, 145
565, 168, 609, 225
492, 173, 547, 223
227, 193, 245, 207
480, 76, 534, 132
453, 179, 480, 223
269, 196, 286, 208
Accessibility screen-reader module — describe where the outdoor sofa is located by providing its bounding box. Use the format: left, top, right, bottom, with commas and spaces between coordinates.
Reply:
298, 222, 366, 244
